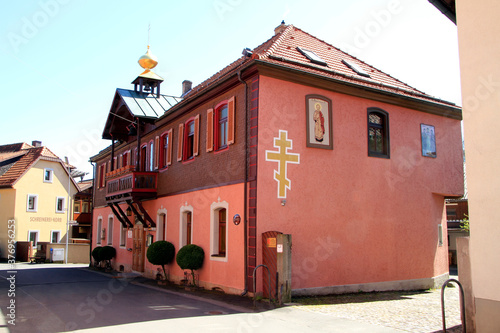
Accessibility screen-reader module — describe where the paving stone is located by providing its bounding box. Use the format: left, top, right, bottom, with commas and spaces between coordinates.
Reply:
294, 287, 463, 333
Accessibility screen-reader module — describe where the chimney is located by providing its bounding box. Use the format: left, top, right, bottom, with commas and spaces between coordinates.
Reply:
182, 80, 192, 96
32, 140, 42, 147
274, 20, 287, 35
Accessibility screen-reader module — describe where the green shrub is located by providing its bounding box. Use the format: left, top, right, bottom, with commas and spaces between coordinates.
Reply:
147, 241, 175, 280
100, 246, 116, 261
92, 246, 102, 265
176, 244, 204, 286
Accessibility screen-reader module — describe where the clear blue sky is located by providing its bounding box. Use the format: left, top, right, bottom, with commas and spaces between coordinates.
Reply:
0, 0, 460, 177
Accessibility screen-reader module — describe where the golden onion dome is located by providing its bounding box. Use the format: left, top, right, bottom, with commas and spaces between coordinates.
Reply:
138, 46, 158, 70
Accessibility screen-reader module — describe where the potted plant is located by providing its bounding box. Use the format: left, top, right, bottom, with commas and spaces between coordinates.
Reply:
146, 240, 175, 284
176, 244, 204, 288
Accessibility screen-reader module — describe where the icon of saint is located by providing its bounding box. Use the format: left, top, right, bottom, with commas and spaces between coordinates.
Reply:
313, 103, 325, 142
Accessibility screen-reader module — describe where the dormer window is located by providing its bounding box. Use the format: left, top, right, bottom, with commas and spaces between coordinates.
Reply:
297, 47, 327, 66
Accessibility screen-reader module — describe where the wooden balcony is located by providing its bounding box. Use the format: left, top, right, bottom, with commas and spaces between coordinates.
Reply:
105, 166, 157, 201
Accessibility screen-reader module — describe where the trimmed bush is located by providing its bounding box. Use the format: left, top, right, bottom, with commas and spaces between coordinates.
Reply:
100, 246, 116, 261
92, 246, 102, 265
176, 244, 204, 286
147, 241, 175, 281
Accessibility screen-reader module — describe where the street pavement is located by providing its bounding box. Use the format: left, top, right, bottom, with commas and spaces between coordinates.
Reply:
0, 263, 461, 332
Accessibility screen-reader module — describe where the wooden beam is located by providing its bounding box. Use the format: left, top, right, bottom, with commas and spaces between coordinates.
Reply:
113, 202, 133, 228
108, 203, 129, 228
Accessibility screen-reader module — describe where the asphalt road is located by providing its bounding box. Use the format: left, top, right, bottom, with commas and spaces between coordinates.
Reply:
0, 263, 402, 333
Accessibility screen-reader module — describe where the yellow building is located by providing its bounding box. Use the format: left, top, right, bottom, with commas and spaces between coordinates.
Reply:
0, 141, 78, 260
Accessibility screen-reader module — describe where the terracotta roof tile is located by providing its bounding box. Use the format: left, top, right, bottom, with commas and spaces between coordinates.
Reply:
0, 145, 62, 188
183, 24, 457, 109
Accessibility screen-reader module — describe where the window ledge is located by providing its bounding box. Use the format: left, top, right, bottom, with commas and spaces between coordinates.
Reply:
210, 254, 228, 262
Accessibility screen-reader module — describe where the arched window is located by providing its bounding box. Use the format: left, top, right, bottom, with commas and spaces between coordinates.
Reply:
367, 108, 390, 158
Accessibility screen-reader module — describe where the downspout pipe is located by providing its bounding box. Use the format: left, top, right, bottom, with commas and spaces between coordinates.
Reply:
89, 161, 96, 267
237, 70, 249, 296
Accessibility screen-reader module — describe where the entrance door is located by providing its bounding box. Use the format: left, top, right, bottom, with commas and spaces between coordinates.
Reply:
262, 231, 282, 299
132, 222, 145, 272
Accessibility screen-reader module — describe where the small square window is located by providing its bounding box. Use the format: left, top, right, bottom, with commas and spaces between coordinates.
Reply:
27, 194, 38, 212
44, 168, 53, 183
51, 231, 60, 243
56, 197, 66, 213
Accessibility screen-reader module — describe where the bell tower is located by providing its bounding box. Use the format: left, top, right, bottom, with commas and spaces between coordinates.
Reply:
132, 45, 164, 97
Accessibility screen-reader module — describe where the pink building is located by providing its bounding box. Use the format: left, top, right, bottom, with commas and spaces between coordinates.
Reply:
90, 23, 463, 296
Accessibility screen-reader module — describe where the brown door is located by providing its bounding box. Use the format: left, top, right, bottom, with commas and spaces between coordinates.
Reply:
132, 222, 145, 272
262, 231, 282, 299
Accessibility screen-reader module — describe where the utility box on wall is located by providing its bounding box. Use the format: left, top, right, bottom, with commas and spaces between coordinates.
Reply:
51, 248, 64, 262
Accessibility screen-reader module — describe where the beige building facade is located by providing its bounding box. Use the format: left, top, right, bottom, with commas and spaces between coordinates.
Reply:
0, 142, 78, 260
456, 0, 500, 331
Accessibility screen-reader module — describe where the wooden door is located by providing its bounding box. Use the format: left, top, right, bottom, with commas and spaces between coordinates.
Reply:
262, 231, 282, 299
132, 222, 145, 272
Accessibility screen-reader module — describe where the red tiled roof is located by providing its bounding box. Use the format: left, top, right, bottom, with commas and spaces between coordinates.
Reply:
0, 142, 33, 153
0, 144, 62, 188
183, 24, 458, 109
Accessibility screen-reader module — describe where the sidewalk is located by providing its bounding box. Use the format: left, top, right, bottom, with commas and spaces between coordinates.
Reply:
116, 270, 462, 332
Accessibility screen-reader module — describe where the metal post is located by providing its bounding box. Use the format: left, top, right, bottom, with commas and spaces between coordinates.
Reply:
252, 264, 272, 307
441, 278, 466, 333
64, 157, 71, 264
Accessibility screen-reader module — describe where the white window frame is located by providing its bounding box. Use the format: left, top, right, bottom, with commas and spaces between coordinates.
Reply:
157, 209, 167, 241
44, 168, 53, 183
179, 205, 194, 248
56, 196, 66, 213
119, 224, 126, 248
28, 230, 39, 247
51, 230, 61, 243
107, 215, 114, 246
210, 200, 229, 262
27, 194, 38, 212
96, 216, 103, 245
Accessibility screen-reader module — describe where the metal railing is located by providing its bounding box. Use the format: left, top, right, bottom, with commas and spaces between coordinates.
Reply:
441, 278, 466, 332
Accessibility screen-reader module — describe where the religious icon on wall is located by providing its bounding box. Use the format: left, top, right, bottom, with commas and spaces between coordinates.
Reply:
306, 95, 333, 149
421, 124, 436, 158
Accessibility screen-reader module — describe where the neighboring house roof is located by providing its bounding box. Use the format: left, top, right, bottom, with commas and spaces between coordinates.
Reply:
0, 143, 74, 189
77, 180, 93, 192
428, 0, 456, 24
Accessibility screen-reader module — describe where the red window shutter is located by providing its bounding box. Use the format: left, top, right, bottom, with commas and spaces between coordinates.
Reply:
227, 96, 235, 145
154, 136, 159, 170
194, 114, 200, 156
177, 123, 184, 161
206, 108, 214, 152
167, 129, 173, 166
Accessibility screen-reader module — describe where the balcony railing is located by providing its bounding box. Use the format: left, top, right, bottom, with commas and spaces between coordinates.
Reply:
106, 166, 157, 198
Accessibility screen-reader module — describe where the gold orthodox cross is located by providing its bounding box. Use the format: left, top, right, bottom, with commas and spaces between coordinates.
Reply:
265, 130, 300, 198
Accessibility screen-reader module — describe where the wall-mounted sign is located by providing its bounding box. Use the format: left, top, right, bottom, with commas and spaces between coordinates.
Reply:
29, 217, 63, 222
277, 244, 283, 253
233, 214, 241, 225
267, 237, 277, 248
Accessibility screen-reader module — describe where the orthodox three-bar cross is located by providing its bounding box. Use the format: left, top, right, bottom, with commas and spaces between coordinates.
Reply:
265, 130, 300, 198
